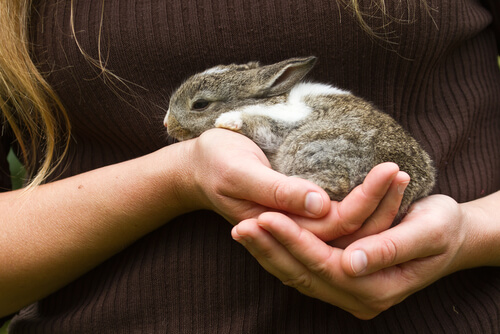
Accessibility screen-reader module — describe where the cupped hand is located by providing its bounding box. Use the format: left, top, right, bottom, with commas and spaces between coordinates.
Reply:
289, 162, 410, 242
178, 128, 331, 224
232, 195, 472, 319
180, 128, 411, 236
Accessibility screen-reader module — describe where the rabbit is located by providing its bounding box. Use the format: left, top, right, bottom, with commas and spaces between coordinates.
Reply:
164, 56, 435, 216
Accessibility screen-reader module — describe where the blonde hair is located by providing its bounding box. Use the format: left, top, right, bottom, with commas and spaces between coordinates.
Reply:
0, 0, 70, 188
0, 0, 429, 188
342, 0, 433, 42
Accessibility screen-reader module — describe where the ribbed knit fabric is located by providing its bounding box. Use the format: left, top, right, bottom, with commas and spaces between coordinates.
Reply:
4, 0, 500, 332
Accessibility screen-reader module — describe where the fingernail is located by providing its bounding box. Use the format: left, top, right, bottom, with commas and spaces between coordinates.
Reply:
232, 227, 251, 246
350, 250, 368, 275
398, 181, 410, 195
305, 192, 324, 215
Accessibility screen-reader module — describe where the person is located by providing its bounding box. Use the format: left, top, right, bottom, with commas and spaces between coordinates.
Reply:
0, 0, 499, 332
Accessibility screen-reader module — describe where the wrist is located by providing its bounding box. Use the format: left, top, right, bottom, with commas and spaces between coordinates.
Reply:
457, 192, 500, 270
152, 140, 204, 216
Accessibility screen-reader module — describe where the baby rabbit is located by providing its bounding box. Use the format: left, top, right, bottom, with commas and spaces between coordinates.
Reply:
164, 56, 435, 216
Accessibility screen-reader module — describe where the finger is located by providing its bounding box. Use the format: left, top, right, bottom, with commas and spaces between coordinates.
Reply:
234, 214, 399, 319
234, 216, 357, 308
292, 162, 400, 240
255, 212, 345, 281
232, 219, 317, 288
336, 162, 400, 228
362, 171, 410, 230
341, 210, 446, 277
332, 171, 410, 248
196, 129, 331, 219
224, 161, 332, 218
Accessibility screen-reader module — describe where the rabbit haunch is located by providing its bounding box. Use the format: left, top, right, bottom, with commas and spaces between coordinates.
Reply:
165, 57, 436, 216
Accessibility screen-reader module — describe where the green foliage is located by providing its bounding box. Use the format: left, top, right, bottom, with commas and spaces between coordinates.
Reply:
7, 148, 25, 190
0, 320, 9, 334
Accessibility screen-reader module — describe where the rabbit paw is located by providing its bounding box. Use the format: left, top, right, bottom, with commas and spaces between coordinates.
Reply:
215, 112, 243, 131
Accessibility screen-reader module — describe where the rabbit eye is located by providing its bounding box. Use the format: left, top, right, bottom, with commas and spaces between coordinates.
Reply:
192, 99, 210, 111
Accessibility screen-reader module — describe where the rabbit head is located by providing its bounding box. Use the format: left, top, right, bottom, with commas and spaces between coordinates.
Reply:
165, 56, 317, 140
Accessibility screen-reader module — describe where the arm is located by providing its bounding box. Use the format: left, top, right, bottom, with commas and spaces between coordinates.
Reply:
232, 188, 500, 319
0, 129, 331, 318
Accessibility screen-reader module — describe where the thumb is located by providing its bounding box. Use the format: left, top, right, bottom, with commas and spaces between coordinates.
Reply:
242, 167, 332, 218
340, 213, 444, 277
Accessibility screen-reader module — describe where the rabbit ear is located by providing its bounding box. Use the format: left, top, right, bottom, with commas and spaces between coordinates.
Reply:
258, 56, 317, 96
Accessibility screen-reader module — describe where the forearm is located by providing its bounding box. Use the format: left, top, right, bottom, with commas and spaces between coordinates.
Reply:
459, 190, 500, 269
0, 129, 334, 318
0, 143, 193, 317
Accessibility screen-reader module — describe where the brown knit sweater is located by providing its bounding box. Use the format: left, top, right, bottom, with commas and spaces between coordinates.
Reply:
3, 0, 500, 332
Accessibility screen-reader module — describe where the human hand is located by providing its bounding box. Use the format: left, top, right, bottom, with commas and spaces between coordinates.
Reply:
176, 128, 332, 224
232, 195, 475, 319
289, 162, 410, 243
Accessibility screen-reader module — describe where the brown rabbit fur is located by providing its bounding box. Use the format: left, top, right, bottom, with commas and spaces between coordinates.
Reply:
165, 56, 435, 216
